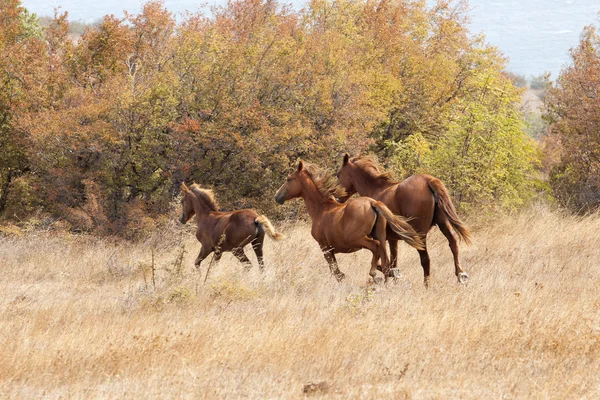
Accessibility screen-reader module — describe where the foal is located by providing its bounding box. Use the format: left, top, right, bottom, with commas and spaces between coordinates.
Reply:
179, 183, 284, 271
275, 161, 423, 282
336, 154, 471, 286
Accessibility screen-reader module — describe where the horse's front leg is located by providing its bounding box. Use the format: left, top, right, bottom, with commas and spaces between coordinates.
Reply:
322, 247, 345, 282
194, 246, 212, 271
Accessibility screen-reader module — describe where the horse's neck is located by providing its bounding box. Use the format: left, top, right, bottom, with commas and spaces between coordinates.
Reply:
300, 179, 330, 220
195, 210, 218, 226
189, 194, 213, 222
354, 171, 396, 198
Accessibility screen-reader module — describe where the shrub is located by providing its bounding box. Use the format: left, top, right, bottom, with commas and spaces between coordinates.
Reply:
544, 24, 600, 212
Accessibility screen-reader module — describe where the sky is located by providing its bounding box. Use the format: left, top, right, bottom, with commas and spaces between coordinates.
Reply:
20, 0, 600, 78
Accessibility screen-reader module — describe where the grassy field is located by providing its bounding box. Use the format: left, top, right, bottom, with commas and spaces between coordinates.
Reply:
1, 205, 599, 398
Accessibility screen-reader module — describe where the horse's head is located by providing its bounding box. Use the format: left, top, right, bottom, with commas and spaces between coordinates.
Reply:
275, 160, 305, 205
179, 182, 195, 224
336, 153, 357, 202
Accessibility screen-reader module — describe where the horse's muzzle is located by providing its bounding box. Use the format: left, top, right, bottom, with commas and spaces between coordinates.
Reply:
274, 194, 285, 205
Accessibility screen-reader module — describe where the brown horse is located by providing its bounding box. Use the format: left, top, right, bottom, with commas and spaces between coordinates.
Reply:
274, 161, 423, 282
179, 182, 284, 271
336, 154, 471, 287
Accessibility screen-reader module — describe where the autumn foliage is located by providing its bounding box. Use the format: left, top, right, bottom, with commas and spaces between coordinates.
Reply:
544, 23, 600, 212
0, 0, 541, 235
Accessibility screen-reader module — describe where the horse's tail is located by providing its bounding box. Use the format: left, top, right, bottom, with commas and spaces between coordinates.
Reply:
372, 202, 424, 250
255, 215, 285, 241
427, 178, 472, 245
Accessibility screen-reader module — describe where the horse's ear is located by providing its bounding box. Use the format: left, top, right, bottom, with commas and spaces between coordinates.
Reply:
297, 160, 304, 172
343, 153, 350, 165
181, 182, 191, 193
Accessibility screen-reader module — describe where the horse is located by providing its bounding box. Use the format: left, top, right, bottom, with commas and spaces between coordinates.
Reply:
336, 154, 471, 287
179, 182, 284, 271
274, 160, 423, 282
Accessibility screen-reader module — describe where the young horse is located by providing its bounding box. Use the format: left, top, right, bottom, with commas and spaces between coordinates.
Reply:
336, 154, 471, 287
274, 161, 423, 282
179, 183, 284, 271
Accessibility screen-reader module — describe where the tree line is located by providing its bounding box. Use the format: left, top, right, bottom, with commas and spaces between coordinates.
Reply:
0, 0, 596, 236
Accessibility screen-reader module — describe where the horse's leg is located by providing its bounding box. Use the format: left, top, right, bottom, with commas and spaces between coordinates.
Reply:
252, 228, 266, 271
322, 248, 345, 282
438, 222, 468, 284
388, 239, 399, 270
195, 246, 212, 271
356, 237, 382, 284
372, 214, 390, 281
418, 245, 431, 288
232, 247, 252, 270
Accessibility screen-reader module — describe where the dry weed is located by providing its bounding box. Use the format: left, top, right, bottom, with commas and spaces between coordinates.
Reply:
1, 207, 599, 398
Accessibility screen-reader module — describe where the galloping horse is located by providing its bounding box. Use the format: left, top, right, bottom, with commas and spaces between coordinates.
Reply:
275, 161, 423, 282
336, 154, 471, 287
179, 182, 284, 271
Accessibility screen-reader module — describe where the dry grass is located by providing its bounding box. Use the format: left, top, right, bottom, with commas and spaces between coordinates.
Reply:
1, 205, 600, 399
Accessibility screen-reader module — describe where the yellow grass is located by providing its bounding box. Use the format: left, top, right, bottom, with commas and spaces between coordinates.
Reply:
1, 205, 599, 398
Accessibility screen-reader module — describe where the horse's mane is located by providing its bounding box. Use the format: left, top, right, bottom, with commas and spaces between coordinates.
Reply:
189, 183, 219, 211
351, 155, 396, 183
303, 163, 347, 199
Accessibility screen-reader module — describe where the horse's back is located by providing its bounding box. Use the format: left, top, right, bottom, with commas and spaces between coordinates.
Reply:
218, 209, 260, 249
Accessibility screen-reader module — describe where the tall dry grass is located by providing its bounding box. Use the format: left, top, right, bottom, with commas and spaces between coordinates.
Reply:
1, 205, 599, 398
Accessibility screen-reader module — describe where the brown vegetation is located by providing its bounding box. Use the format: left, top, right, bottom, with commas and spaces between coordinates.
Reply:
0, 0, 540, 237
1, 206, 599, 398
545, 24, 600, 212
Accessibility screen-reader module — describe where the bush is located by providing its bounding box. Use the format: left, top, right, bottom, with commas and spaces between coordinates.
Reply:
544, 24, 600, 212
530, 74, 549, 90
0, 0, 542, 233
505, 71, 528, 88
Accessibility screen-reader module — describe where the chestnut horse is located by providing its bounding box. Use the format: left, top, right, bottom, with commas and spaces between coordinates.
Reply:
275, 161, 423, 282
336, 155, 471, 287
179, 182, 284, 271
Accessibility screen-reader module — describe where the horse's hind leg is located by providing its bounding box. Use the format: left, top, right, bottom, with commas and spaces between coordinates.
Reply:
252, 227, 266, 271
388, 239, 399, 270
356, 237, 382, 284
372, 215, 390, 281
232, 247, 252, 270
418, 245, 431, 288
438, 221, 468, 284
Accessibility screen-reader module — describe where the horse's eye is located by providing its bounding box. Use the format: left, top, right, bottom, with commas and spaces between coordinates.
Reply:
286, 178, 291, 182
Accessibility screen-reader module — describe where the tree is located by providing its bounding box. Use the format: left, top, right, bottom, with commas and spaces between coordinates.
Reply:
0, 0, 46, 215
364, 0, 540, 209
545, 23, 600, 211
0, 0, 542, 234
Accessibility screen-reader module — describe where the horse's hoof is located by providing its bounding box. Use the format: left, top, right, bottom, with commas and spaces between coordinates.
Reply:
423, 277, 430, 289
373, 275, 384, 285
389, 268, 402, 278
335, 272, 346, 282
458, 272, 469, 285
